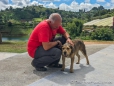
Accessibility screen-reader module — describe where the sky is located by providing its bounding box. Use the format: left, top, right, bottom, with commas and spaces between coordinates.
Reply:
0, 0, 114, 11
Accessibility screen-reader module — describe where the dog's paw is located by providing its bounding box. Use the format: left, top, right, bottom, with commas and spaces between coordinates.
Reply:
86, 63, 89, 65
70, 70, 74, 73
61, 69, 64, 71
76, 62, 80, 64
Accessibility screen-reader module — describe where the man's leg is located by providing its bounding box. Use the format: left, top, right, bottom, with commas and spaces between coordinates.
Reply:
31, 46, 62, 71
48, 36, 66, 66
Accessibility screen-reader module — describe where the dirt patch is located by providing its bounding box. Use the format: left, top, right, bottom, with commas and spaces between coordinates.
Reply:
84, 41, 114, 45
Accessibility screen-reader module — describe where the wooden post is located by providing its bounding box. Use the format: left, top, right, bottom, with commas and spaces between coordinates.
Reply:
0, 32, 2, 44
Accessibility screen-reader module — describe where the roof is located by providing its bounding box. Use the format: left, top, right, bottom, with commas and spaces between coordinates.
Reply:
84, 17, 113, 26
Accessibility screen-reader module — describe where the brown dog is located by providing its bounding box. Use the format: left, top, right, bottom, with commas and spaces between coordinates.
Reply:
61, 39, 89, 73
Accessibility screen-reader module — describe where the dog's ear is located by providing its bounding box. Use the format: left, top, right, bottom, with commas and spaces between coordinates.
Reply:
69, 45, 74, 54
70, 45, 74, 49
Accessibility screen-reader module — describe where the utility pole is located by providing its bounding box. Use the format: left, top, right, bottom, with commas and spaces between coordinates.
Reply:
112, 17, 114, 33
0, 32, 2, 44
0, 16, 2, 44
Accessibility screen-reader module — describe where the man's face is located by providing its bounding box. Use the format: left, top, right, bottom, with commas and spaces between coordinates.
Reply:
51, 19, 62, 29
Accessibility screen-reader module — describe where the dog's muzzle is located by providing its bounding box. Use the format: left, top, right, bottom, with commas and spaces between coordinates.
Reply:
63, 51, 68, 57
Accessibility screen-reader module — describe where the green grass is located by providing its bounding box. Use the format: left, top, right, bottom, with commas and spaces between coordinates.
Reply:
0, 40, 114, 53
33, 18, 42, 22
0, 41, 27, 53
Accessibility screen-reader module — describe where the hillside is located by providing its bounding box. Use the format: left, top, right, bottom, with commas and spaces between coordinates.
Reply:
0, 5, 114, 24
0, 5, 114, 41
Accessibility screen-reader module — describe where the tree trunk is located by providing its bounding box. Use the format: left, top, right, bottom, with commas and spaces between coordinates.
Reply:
0, 32, 2, 44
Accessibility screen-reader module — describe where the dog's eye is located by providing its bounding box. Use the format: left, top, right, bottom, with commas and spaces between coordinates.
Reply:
62, 48, 64, 50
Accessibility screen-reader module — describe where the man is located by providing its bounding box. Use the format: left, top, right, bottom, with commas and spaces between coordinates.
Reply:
27, 13, 73, 71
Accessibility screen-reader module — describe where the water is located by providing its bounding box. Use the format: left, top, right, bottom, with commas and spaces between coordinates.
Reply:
2, 36, 29, 41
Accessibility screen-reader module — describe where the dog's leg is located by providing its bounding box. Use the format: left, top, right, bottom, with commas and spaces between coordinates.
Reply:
70, 57, 74, 73
61, 56, 65, 71
76, 53, 80, 64
81, 49, 89, 65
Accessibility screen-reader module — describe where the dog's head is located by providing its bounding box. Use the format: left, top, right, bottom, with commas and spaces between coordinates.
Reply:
62, 43, 73, 57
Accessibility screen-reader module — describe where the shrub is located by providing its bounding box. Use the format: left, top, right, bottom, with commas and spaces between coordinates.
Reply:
66, 18, 83, 39
90, 28, 114, 40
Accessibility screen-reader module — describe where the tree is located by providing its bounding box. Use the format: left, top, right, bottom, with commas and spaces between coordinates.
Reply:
91, 7, 98, 11
9, 6, 13, 11
98, 6, 104, 10
66, 22, 77, 38
66, 18, 83, 39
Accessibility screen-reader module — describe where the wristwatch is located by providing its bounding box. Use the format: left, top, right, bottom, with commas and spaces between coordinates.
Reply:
67, 37, 72, 40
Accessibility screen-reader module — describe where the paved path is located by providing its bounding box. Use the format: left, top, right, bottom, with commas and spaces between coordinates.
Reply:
0, 52, 19, 60
0, 44, 112, 86
28, 45, 114, 86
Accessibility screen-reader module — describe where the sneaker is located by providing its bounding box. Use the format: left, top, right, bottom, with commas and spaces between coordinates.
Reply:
31, 61, 35, 67
47, 64, 63, 68
36, 67, 47, 71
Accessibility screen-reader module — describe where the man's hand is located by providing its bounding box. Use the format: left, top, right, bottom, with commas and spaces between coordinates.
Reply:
66, 38, 74, 46
56, 40, 62, 48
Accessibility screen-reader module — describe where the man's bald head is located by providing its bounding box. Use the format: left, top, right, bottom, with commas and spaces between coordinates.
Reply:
49, 13, 62, 23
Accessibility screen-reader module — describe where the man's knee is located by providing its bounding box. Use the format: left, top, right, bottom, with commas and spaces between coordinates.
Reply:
55, 48, 62, 59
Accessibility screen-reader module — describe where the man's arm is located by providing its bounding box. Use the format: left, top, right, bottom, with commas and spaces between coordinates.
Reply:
62, 32, 70, 39
42, 40, 62, 50
63, 32, 74, 45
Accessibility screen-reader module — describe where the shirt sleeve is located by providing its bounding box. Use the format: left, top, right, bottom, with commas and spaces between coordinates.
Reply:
38, 26, 49, 42
57, 26, 66, 35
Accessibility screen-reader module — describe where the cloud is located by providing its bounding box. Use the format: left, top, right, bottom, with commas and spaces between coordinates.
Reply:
96, 0, 105, 3
11, 0, 30, 6
85, 0, 90, 3
38, 0, 53, 2
0, 0, 113, 11
38, 0, 60, 2
0, 0, 8, 4
46, 2, 57, 8
29, 1, 39, 6
59, 1, 100, 12
59, 3, 72, 11
111, 0, 114, 3
0, 1, 8, 10
105, 2, 111, 7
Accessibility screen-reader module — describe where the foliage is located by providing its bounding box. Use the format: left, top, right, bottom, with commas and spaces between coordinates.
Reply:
90, 28, 114, 40
66, 18, 83, 39
0, 5, 114, 40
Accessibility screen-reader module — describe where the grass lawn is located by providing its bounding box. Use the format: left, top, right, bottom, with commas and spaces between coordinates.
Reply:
0, 41, 27, 53
0, 40, 114, 53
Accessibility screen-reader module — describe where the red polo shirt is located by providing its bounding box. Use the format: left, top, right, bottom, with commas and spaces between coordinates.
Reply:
27, 20, 66, 58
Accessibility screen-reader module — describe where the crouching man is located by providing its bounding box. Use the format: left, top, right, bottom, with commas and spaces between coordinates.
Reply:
27, 13, 73, 71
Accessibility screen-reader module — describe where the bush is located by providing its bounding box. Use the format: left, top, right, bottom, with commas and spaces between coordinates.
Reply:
66, 18, 83, 39
90, 28, 114, 40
